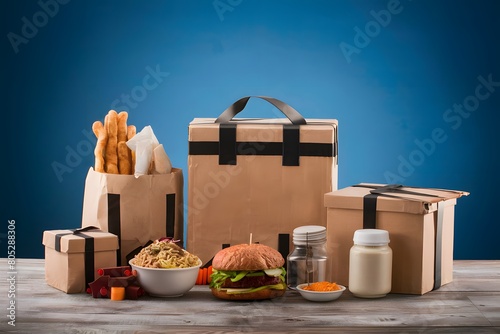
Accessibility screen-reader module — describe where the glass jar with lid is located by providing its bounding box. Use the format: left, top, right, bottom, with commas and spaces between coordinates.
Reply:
286, 225, 328, 290
348, 229, 392, 298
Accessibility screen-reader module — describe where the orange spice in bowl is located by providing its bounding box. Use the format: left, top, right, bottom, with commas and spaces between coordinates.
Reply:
302, 281, 341, 292
296, 282, 345, 302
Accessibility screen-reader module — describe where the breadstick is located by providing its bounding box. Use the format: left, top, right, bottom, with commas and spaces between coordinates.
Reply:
105, 110, 119, 174
118, 141, 132, 174
127, 125, 136, 140
153, 144, 172, 174
92, 121, 107, 173
127, 125, 136, 173
116, 111, 130, 174
117, 111, 128, 143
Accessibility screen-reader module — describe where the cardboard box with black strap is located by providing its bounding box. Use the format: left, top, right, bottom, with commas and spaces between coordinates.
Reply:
324, 184, 469, 294
187, 96, 338, 265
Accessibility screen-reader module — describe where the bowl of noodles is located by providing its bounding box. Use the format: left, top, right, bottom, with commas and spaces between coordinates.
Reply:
129, 239, 202, 297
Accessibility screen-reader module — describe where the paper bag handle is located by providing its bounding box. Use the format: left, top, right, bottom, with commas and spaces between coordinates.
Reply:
215, 96, 307, 125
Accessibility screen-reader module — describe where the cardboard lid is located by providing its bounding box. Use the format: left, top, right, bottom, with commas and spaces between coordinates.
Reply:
188, 118, 337, 144
324, 183, 469, 214
42, 228, 119, 254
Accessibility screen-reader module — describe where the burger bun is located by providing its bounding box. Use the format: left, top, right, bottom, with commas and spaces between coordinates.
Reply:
212, 243, 284, 271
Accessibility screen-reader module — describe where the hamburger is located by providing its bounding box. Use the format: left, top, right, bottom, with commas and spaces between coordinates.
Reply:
209, 243, 287, 300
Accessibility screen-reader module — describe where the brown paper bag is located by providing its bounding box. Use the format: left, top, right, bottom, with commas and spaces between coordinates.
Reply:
187, 96, 338, 265
81, 167, 184, 265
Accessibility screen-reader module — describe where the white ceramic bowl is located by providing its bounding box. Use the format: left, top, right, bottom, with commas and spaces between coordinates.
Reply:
296, 283, 346, 302
129, 259, 202, 297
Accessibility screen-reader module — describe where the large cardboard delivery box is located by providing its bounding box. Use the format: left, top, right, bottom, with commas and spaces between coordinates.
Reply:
325, 184, 468, 295
187, 96, 338, 264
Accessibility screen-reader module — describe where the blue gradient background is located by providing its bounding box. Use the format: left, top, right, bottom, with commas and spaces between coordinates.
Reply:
2, 0, 499, 259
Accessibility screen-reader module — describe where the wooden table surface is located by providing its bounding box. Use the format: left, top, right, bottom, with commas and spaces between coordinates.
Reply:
1, 259, 499, 333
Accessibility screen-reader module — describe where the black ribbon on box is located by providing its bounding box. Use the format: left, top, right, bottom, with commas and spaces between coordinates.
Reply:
217, 122, 304, 167
54, 226, 101, 289
107, 193, 177, 266
352, 184, 446, 290
192, 127, 334, 167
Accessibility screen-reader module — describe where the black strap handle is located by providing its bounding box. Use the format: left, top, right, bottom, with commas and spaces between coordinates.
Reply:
215, 96, 307, 125
73, 226, 101, 234
433, 201, 444, 290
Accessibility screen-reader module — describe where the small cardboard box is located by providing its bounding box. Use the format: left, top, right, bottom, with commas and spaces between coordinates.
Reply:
42, 227, 118, 293
324, 184, 468, 295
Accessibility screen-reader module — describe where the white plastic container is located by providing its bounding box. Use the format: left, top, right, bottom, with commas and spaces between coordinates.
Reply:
348, 229, 392, 298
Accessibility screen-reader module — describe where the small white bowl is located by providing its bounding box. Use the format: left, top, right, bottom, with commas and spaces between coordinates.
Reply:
129, 259, 202, 297
296, 283, 346, 302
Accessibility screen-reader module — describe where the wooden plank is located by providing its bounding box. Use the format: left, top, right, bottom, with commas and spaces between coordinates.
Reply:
439, 260, 500, 292
468, 295, 500, 326
1, 259, 499, 333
